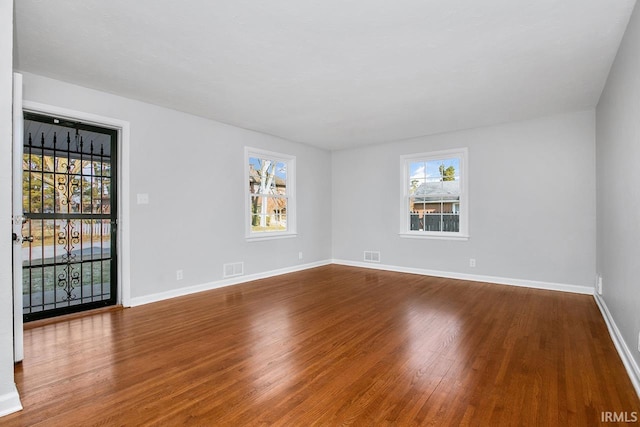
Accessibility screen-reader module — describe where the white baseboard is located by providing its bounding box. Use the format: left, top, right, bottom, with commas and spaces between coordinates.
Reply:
129, 258, 592, 307
594, 294, 640, 399
129, 260, 332, 307
331, 259, 594, 295
0, 385, 22, 418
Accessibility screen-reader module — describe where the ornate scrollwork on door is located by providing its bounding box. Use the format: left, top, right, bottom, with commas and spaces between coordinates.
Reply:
57, 219, 81, 301
22, 112, 117, 322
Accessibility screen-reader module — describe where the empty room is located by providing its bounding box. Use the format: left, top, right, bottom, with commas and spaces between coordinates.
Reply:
1, 0, 640, 425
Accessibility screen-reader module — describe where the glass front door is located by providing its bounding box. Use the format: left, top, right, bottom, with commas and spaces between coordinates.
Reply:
21, 112, 118, 322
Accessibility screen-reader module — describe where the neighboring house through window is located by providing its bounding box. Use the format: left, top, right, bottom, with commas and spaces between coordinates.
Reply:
245, 147, 296, 240
400, 148, 468, 239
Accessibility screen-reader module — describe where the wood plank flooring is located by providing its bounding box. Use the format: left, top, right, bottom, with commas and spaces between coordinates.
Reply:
3, 265, 639, 426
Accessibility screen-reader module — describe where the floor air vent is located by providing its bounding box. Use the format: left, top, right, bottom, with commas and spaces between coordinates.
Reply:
364, 251, 381, 263
223, 262, 244, 278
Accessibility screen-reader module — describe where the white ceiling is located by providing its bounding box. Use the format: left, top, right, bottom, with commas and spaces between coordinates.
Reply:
14, 0, 637, 151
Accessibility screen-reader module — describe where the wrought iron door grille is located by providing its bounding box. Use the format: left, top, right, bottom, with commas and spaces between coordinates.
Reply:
22, 113, 117, 321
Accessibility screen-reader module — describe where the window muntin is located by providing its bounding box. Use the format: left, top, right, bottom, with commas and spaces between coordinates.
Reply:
401, 149, 468, 239
246, 148, 296, 240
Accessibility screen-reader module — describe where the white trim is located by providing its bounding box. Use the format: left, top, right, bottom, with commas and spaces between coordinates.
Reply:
0, 385, 22, 417
22, 101, 132, 307
246, 233, 298, 242
399, 232, 469, 241
12, 72, 24, 363
594, 294, 640, 399
244, 146, 297, 241
129, 260, 332, 307
331, 259, 594, 295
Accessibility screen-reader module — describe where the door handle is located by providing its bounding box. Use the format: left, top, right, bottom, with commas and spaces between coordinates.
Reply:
11, 233, 31, 243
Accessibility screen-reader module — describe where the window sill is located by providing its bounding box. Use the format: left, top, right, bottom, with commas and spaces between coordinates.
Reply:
398, 232, 469, 241
246, 232, 298, 242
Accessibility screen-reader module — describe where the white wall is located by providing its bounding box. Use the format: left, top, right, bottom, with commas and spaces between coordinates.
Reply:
332, 110, 596, 288
596, 2, 640, 384
20, 72, 332, 302
0, 0, 22, 417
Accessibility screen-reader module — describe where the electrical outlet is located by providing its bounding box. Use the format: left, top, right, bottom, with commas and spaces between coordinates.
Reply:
298, 251, 303, 260
469, 258, 476, 268
176, 269, 183, 280
597, 276, 603, 295
136, 193, 149, 205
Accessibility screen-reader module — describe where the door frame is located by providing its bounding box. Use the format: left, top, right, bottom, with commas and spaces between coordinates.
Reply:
12, 73, 23, 362
15, 100, 131, 336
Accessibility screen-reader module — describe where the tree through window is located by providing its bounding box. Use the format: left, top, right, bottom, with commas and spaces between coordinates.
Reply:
245, 148, 296, 239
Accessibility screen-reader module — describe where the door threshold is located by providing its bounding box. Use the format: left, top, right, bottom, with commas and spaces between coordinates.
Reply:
24, 305, 124, 329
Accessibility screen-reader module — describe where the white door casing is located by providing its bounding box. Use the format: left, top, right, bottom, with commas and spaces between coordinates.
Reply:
12, 72, 24, 363
11, 98, 131, 361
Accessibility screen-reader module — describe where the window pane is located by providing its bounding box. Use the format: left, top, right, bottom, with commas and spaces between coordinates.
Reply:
92, 161, 103, 176
102, 162, 112, 177
249, 157, 287, 196
423, 213, 442, 232
100, 178, 111, 214
250, 195, 287, 232
412, 158, 460, 230
25, 153, 42, 171
403, 150, 466, 235
409, 200, 422, 231
426, 158, 459, 182
43, 155, 55, 172
443, 213, 460, 232
409, 161, 426, 179
250, 195, 262, 228
409, 177, 425, 195
247, 149, 295, 236
275, 161, 287, 195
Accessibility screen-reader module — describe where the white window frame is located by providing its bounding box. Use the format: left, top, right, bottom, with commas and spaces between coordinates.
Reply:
245, 147, 296, 241
399, 148, 469, 240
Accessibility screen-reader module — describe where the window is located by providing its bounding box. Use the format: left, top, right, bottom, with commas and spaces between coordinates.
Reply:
245, 147, 296, 240
400, 148, 468, 239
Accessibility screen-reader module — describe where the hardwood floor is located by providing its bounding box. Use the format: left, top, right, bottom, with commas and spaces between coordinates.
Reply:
4, 265, 639, 426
